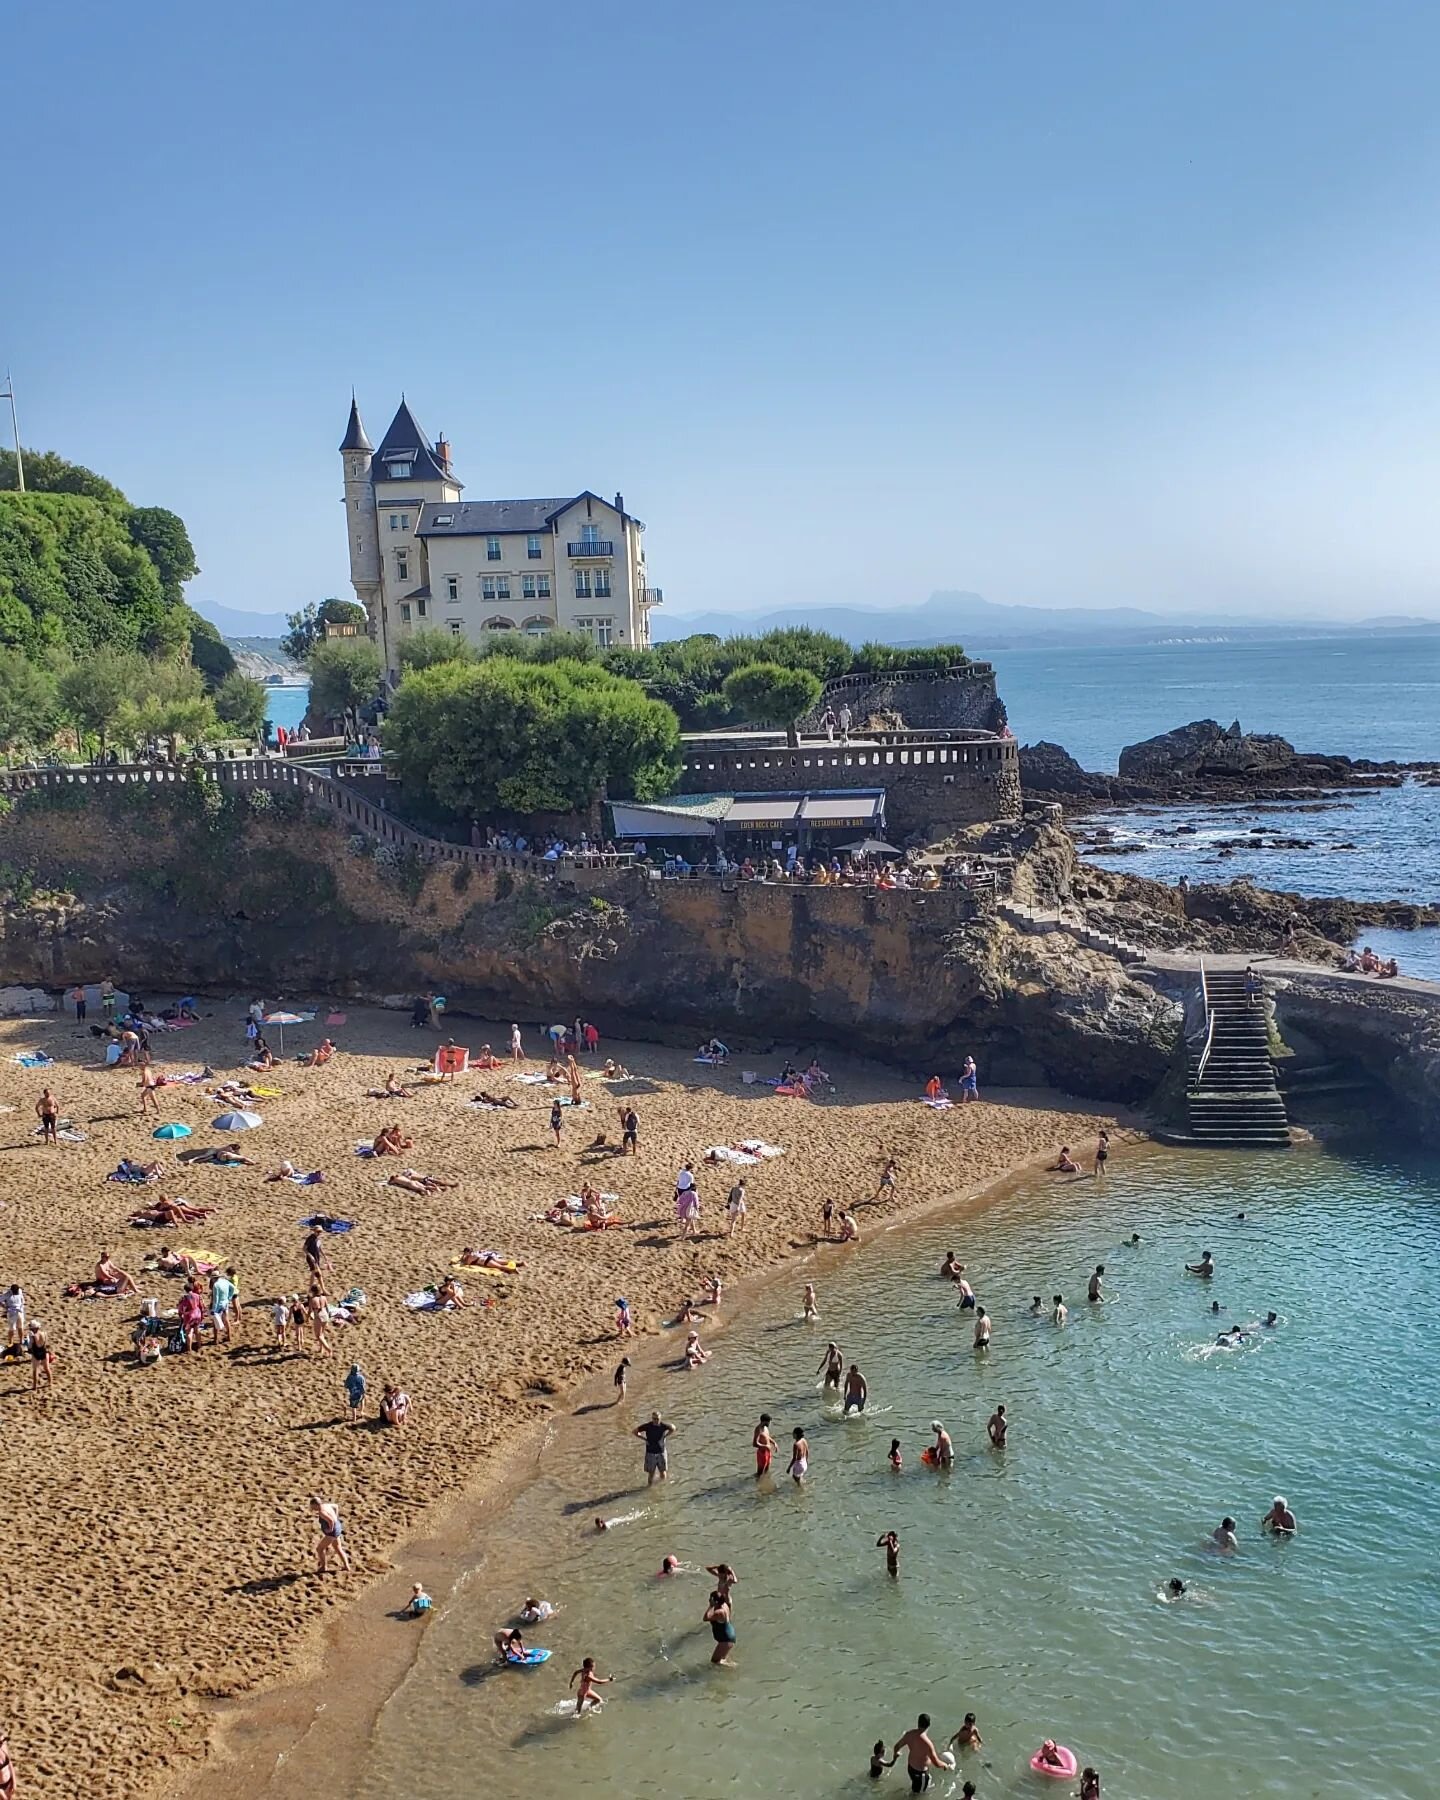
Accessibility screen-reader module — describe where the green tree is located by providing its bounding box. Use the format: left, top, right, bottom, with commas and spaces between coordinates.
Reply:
281, 597, 369, 664
385, 657, 680, 821
127, 507, 198, 605
0, 447, 127, 506
308, 637, 382, 725
0, 648, 59, 756
58, 646, 148, 751
721, 661, 824, 746
397, 629, 477, 673
213, 671, 269, 737
188, 613, 237, 685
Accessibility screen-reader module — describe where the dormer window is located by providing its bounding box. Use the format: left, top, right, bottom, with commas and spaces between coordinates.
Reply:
433, 513, 454, 527
386, 459, 413, 479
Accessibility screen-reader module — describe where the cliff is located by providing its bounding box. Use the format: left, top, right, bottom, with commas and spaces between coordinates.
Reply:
0, 782, 1175, 1102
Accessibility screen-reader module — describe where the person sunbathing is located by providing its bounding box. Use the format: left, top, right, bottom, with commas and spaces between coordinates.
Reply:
114, 1157, 162, 1182
151, 1245, 212, 1276
372, 1124, 412, 1156
132, 1195, 212, 1226
472, 1045, 502, 1070
94, 1250, 139, 1296
545, 1059, 567, 1083
458, 1247, 526, 1269
387, 1168, 459, 1195
472, 1089, 518, 1109
189, 1143, 256, 1167
434, 1275, 468, 1310
601, 1059, 631, 1079
580, 1186, 610, 1225
303, 1039, 336, 1067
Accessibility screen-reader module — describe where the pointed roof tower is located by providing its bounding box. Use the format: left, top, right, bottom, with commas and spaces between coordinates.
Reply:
339, 394, 373, 453
370, 398, 461, 487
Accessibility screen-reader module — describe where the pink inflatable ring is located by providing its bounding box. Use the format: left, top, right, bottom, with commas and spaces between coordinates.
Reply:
1030, 1742, 1078, 1779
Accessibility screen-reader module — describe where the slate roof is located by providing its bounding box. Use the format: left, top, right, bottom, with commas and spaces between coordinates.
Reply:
371, 400, 458, 488
416, 498, 576, 538
339, 396, 372, 453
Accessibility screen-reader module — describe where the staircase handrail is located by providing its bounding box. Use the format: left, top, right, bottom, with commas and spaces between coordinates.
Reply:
1194, 958, 1217, 1088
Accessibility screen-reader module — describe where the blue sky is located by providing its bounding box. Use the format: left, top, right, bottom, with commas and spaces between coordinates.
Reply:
9, 1, 1440, 625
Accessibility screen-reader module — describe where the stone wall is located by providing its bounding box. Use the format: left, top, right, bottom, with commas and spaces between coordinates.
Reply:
800, 664, 1006, 734
677, 733, 1022, 834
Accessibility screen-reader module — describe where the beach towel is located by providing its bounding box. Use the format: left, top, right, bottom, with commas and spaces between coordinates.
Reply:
354, 1143, 377, 1157
467, 1098, 514, 1111
14, 1052, 52, 1069
108, 1167, 160, 1184
300, 1215, 355, 1232
65, 1281, 122, 1299
280, 1171, 325, 1185
921, 1097, 954, 1110
339, 1286, 367, 1308
513, 1072, 549, 1085
435, 1045, 469, 1076
157, 1071, 208, 1086
404, 1288, 454, 1312
693, 1054, 727, 1065
325, 1012, 347, 1026
556, 1096, 590, 1110
705, 1141, 784, 1167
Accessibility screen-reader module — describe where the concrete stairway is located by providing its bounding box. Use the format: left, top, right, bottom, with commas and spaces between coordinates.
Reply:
995, 901, 1149, 966
1184, 968, 1291, 1148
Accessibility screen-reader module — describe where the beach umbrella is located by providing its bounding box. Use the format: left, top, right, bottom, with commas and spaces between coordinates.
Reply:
152, 1121, 192, 1140
263, 1009, 305, 1052
212, 1110, 263, 1132
835, 837, 901, 857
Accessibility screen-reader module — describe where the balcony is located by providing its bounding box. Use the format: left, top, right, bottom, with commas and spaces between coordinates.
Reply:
643, 586, 664, 605
566, 539, 613, 558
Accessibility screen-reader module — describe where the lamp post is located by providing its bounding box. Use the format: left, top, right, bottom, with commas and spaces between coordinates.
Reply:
0, 374, 21, 490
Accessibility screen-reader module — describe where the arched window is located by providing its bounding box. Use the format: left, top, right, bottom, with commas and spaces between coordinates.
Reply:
521, 616, 552, 637
482, 616, 516, 631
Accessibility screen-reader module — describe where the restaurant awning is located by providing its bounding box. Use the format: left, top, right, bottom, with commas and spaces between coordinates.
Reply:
609, 799, 720, 839
799, 792, 885, 827
727, 797, 804, 828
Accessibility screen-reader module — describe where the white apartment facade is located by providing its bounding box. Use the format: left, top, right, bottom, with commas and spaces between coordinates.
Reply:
340, 397, 659, 681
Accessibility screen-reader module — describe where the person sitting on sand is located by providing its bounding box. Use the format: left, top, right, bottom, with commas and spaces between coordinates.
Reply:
1051, 1146, 1080, 1173
407, 1582, 432, 1616
302, 1039, 336, 1068
836, 1210, 860, 1243
545, 1058, 567, 1084
601, 1058, 631, 1079
380, 1382, 411, 1427
94, 1250, 139, 1296
387, 1168, 459, 1196
248, 1037, 276, 1071
684, 1330, 711, 1367
674, 1295, 704, 1324
434, 1275, 468, 1310
472, 1088, 518, 1109
372, 1123, 412, 1157
382, 1070, 411, 1098
924, 1075, 946, 1101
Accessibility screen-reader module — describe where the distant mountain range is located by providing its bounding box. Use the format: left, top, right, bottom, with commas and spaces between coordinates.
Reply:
654, 592, 1440, 651
194, 600, 294, 638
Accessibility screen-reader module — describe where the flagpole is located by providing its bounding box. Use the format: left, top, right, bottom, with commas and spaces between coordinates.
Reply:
0, 374, 22, 491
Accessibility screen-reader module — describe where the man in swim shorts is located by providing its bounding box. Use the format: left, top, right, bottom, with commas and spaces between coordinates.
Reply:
843, 1363, 868, 1413
893, 1715, 948, 1793
753, 1413, 776, 1478
635, 1411, 674, 1484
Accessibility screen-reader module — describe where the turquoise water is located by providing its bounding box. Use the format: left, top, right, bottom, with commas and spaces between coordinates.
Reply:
263, 683, 309, 733
351, 1144, 1440, 1799
992, 633, 1440, 771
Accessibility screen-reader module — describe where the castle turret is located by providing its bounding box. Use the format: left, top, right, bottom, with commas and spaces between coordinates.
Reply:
340, 396, 381, 631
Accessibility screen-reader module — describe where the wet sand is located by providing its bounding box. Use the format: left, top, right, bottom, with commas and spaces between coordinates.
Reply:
0, 999, 1126, 1800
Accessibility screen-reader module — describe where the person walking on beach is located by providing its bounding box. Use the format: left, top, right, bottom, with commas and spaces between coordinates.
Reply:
877, 1530, 900, 1577
726, 1177, 748, 1236
343, 1361, 366, 1423
620, 1105, 639, 1155
71, 982, 87, 1021
959, 1056, 979, 1102
753, 1413, 777, 1478
569, 1656, 612, 1713
788, 1425, 810, 1484
636, 1411, 674, 1484
311, 1496, 350, 1573
4, 1284, 25, 1353
510, 1023, 524, 1062
893, 1716, 948, 1794
35, 1088, 59, 1146
872, 1156, 899, 1203
843, 1363, 868, 1413
613, 1356, 631, 1402
138, 1064, 162, 1118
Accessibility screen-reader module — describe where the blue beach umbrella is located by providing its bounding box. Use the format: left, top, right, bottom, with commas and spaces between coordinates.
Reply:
211, 1110, 263, 1132
152, 1121, 192, 1140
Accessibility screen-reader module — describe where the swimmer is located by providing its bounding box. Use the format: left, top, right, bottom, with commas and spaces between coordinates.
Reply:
659, 1556, 679, 1576
876, 1530, 900, 1578
1187, 1250, 1216, 1278
930, 1421, 954, 1468
802, 1282, 819, 1321
788, 1425, 809, 1484
948, 1713, 983, 1752
569, 1655, 612, 1713
888, 1437, 903, 1471
972, 1308, 991, 1349
1262, 1495, 1297, 1535
1210, 1300, 1224, 1314
1212, 1516, 1239, 1553
753, 1413, 777, 1479
843, 1363, 868, 1413
1216, 1325, 1247, 1345
954, 1269, 976, 1310
1235, 1211, 1247, 1221
870, 1740, 898, 1778
594, 1516, 609, 1533
704, 1562, 738, 1599
1052, 1293, 1068, 1326
986, 1404, 1007, 1448
940, 1250, 962, 1281
1088, 1264, 1105, 1303
520, 1597, 555, 1622
684, 1330, 711, 1368
1126, 1232, 1142, 1246
1263, 1311, 1279, 1328
1159, 1578, 1186, 1603
1080, 1770, 1101, 1800
1028, 1294, 1045, 1315
892, 1715, 949, 1794
817, 1342, 844, 1393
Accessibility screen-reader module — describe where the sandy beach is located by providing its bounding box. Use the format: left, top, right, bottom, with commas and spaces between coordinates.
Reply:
0, 999, 1125, 1800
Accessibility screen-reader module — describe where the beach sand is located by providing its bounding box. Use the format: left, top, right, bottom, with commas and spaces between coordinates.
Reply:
0, 1001, 1125, 1800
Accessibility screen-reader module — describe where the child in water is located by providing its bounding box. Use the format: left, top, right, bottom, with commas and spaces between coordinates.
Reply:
888, 1438, 903, 1471
869, 1740, 896, 1778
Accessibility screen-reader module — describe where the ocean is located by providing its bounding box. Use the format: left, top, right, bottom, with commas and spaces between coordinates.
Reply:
263, 682, 310, 734
347, 1142, 1440, 1799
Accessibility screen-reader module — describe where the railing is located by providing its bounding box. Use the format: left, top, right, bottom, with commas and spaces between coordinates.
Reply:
643, 586, 663, 605
1194, 959, 1217, 1087
566, 539, 613, 557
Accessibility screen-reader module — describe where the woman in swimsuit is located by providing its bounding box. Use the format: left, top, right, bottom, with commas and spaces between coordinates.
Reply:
29, 1322, 55, 1393
311, 1495, 350, 1572
703, 1590, 736, 1663
788, 1426, 809, 1484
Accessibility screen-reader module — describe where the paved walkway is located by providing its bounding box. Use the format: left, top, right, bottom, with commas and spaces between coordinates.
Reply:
1139, 948, 1440, 997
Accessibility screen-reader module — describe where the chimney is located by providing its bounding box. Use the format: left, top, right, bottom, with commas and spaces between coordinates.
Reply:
614, 491, 624, 514
436, 434, 452, 472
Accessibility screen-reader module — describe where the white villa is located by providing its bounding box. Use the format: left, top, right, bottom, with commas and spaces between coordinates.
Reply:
340, 396, 659, 680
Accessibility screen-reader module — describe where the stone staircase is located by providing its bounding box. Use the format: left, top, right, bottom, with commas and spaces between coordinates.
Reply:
1184, 967, 1291, 1148
996, 900, 1149, 966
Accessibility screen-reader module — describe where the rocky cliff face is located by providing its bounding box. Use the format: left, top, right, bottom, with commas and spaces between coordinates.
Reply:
0, 786, 1177, 1102
1118, 719, 1297, 783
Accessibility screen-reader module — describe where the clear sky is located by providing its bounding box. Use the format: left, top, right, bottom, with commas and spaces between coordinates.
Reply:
9, 1, 1440, 626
